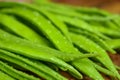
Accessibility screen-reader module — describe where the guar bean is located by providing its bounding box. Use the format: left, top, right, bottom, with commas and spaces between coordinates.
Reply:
70, 33, 120, 79
0, 70, 15, 80
0, 14, 51, 46
0, 29, 82, 79
0, 61, 39, 80
0, 49, 67, 80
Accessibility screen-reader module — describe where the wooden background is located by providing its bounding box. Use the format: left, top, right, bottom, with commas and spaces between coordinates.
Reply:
0, 0, 120, 13
52, 0, 120, 14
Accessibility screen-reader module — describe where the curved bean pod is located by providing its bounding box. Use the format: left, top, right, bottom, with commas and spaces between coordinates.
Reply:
69, 27, 116, 54
70, 33, 120, 79
0, 14, 51, 46
0, 61, 39, 80
0, 29, 82, 79
0, 70, 15, 80
0, 49, 67, 80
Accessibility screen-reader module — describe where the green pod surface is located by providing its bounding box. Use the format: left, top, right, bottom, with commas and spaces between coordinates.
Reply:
113, 17, 120, 28
0, 49, 67, 80
0, 6, 101, 78
0, 2, 73, 43
0, 8, 76, 53
0, 61, 39, 80
0, 2, 113, 21
106, 39, 120, 49
91, 62, 116, 77
0, 70, 15, 80
0, 29, 82, 79
70, 33, 120, 79
28, 7, 72, 43
0, 2, 113, 80
91, 25, 120, 38
0, 14, 96, 61
104, 20, 120, 30
0, 13, 51, 46
56, 15, 110, 40
0, 7, 106, 80
69, 27, 116, 54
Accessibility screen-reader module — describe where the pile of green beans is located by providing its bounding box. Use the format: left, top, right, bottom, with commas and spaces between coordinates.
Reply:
0, 1, 120, 80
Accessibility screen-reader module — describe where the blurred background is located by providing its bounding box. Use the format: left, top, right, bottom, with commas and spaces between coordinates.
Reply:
0, 0, 120, 13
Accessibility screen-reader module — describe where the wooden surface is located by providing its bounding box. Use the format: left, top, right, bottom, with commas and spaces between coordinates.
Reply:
0, 0, 120, 13
52, 0, 120, 14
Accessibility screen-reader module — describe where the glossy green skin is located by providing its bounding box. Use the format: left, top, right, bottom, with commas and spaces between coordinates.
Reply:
68, 26, 116, 54
0, 61, 39, 80
0, 3, 104, 80
0, 14, 52, 46
106, 39, 120, 49
0, 49, 66, 80
0, 22, 95, 62
56, 15, 110, 40
0, 2, 72, 43
113, 17, 120, 28
91, 25, 120, 38
70, 33, 120, 79
38, 4, 113, 21
0, 2, 113, 22
0, 2, 117, 80
104, 20, 120, 30
37, 8, 72, 43
0, 29, 82, 79
0, 70, 15, 80
1, 8, 76, 53
92, 63, 116, 77
0, 14, 96, 61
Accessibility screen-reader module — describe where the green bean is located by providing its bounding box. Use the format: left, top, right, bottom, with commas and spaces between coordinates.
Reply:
71, 59, 104, 80
88, 20, 119, 30
0, 49, 67, 80
92, 62, 116, 77
0, 26, 96, 61
0, 29, 82, 79
0, 70, 15, 80
0, 2, 114, 79
104, 20, 120, 30
0, 14, 51, 46
56, 15, 110, 40
0, 2, 72, 43
70, 32, 120, 79
0, 8, 78, 54
0, 61, 39, 80
69, 27, 116, 54
105, 39, 120, 49
115, 65, 120, 70
35, 2, 115, 21
39, 6, 114, 21
0, 12, 98, 61
37, 9, 72, 42
91, 25, 120, 38
58, 15, 116, 53
0, 8, 103, 79
113, 17, 120, 27
0, 2, 113, 21
0, 13, 95, 62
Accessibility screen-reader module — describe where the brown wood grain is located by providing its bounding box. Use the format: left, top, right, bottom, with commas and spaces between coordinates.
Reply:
52, 0, 120, 13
